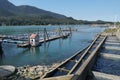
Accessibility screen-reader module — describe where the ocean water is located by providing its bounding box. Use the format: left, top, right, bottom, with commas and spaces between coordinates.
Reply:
0, 25, 105, 67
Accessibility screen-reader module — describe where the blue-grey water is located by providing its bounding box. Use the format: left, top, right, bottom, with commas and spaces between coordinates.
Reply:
93, 36, 120, 76
0, 25, 105, 67
93, 57, 120, 75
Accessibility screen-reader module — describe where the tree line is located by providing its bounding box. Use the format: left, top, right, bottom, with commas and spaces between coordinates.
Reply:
0, 16, 113, 26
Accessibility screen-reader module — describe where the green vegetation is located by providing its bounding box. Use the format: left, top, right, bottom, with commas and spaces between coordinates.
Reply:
0, 16, 113, 26
116, 22, 120, 24
0, 0, 113, 26
105, 28, 118, 33
0, 16, 78, 26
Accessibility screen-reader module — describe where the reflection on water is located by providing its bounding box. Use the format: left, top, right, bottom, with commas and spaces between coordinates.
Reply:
0, 25, 105, 66
30, 47, 39, 54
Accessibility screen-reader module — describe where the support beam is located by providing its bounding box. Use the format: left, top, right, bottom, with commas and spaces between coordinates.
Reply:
58, 68, 70, 73
104, 46, 120, 50
69, 60, 78, 63
105, 42, 120, 45
58, 28, 63, 37
67, 35, 101, 75
100, 53, 120, 59
74, 36, 107, 80
69, 27, 72, 35
93, 71, 120, 80
42, 75, 74, 80
44, 28, 49, 43
106, 40, 119, 42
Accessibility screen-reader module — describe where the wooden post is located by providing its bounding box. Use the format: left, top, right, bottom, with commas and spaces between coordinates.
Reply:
69, 27, 72, 34
45, 29, 49, 40
28, 33, 31, 45
44, 28, 49, 43
58, 28, 61, 37
44, 28, 46, 43
27, 30, 31, 45
59, 27, 63, 37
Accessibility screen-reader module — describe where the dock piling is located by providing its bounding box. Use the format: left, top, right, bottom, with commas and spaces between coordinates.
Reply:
44, 28, 49, 43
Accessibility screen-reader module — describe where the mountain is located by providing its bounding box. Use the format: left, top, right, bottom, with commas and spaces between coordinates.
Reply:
0, 0, 112, 26
0, 0, 66, 18
0, 8, 15, 16
17, 5, 66, 18
0, 0, 17, 16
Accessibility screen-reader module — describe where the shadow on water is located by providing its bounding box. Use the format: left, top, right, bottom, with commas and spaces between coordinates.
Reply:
5, 48, 29, 59
0, 42, 4, 65
43, 42, 51, 55
93, 56, 120, 76
29, 46, 41, 59
30, 47, 40, 54
0, 42, 3, 58
42, 38, 64, 54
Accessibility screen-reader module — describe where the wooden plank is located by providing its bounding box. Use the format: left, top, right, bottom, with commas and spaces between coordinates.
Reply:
105, 42, 120, 45
58, 68, 70, 73
41, 47, 88, 79
100, 53, 120, 59
41, 75, 74, 80
75, 36, 107, 80
67, 35, 100, 74
69, 60, 78, 63
93, 71, 120, 80
104, 46, 120, 50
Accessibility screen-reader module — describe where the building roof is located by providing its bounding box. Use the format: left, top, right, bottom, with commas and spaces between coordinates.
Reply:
30, 34, 38, 39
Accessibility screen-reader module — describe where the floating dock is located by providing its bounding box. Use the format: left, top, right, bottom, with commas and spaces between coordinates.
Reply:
0, 27, 71, 48
17, 42, 30, 48
17, 34, 69, 48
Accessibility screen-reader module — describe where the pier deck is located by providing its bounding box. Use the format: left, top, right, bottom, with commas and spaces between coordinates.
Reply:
93, 35, 120, 79
17, 34, 69, 47
40, 34, 107, 80
93, 71, 120, 80
40, 34, 120, 80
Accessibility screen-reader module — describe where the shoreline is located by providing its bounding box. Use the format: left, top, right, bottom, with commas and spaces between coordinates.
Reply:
1, 27, 119, 79
6, 63, 60, 80
0, 24, 110, 27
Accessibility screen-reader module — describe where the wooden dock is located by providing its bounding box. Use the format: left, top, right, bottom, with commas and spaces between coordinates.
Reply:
93, 71, 120, 80
0, 27, 71, 48
17, 42, 30, 48
17, 34, 69, 47
38, 32, 120, 80
1, 31, 120, 80
40, 34, 107, 80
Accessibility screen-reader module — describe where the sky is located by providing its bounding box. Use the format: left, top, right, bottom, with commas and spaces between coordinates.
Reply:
9, 0, 120, 21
